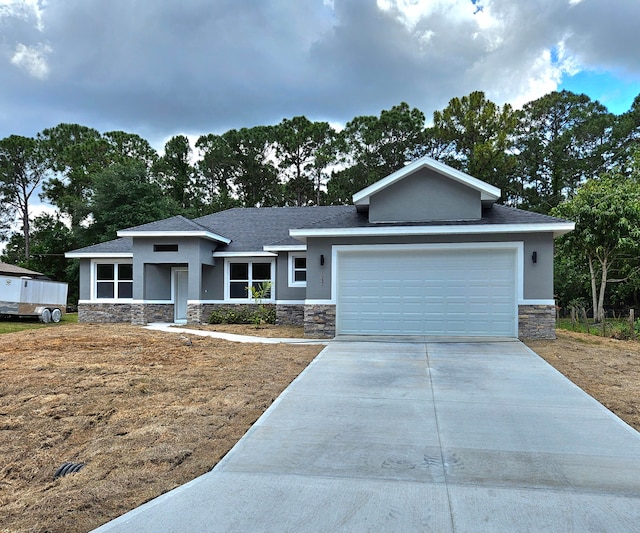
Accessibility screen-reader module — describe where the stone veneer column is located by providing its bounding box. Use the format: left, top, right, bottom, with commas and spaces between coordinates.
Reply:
276, 304, 305, 326
304, 304, 336, 338
518, 304, 556, 340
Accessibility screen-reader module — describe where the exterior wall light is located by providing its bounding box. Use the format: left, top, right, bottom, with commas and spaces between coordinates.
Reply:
532, 251, 537, 264
320, 254, 325, 266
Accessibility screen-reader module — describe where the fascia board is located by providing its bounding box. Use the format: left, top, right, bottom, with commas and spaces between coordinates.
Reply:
212, 251, 277, 257
263, 244, 307, 252
290, 222, 575, 240
65, 252, 133, 258
116, 230, 231, 244
352, 156, 501, 206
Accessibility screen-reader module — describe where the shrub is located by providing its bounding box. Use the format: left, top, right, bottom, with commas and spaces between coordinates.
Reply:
208, 305, 275, 325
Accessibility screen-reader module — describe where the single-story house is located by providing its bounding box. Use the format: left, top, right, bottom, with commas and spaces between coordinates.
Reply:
66, 155, 574, 339
0, 261, 48, 279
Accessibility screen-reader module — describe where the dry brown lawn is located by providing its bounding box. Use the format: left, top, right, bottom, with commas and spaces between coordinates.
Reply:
1, 325, 640, 532
525, 329, 640, 432
0, 324, 322, 533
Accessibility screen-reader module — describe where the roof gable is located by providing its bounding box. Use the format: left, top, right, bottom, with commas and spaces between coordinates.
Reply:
117, 215, 231, 244
352, 155, 501, 213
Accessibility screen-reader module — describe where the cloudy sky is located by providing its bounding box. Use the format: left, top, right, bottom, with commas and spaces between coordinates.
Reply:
1, 0, 640, 151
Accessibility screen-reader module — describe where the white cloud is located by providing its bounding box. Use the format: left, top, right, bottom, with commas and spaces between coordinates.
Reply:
11, 42, 51, 79
0, 0, 46, 31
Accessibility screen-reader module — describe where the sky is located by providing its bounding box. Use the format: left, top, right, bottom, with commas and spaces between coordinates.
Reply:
1, 0, 640, 153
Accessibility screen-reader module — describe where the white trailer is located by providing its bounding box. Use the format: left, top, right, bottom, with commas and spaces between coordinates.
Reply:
0, 275, 68, 323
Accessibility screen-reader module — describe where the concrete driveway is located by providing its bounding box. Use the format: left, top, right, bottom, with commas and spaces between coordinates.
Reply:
94, 338, 640, 532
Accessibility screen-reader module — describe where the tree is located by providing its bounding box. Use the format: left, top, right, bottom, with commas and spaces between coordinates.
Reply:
103, 131, 158, 169
327, 102, 425, 203
89, 162, 178, 242
552, 172, 640, 322
0, 135, 48, 261
275, 116, 335, 206
39, 123, 109, 231
152, 135, 197, 214
222, 127, 282, 207
1, 212, 74, 280
432, 91, 518, 201
516, 91, 612, 213
195, 133, 241, 212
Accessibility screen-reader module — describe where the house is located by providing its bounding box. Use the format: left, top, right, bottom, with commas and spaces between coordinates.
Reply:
65, 156, 574, 339
0, 261, 48, 279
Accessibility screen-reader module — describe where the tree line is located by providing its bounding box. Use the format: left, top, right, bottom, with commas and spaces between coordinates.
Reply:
1, 89, 640, 312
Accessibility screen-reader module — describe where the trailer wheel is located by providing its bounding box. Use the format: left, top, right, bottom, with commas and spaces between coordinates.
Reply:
51, 308, 62, 323
40, 308, 51, 323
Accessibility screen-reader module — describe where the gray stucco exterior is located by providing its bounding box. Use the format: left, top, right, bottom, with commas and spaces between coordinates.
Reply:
369, 168, 481, 222
305, 232, 555, 301
67, 156, 572, 339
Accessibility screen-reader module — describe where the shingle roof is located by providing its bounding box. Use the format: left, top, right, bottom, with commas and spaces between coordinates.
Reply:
117, 215, 214, 234
67, 237, 133, 256
195, 206, 354, 252
289, 204, 570, 229
66, 204, 571, 256
0, 261, 44, 277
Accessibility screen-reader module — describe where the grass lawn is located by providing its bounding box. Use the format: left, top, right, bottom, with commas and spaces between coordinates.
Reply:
0, 312, 78, 334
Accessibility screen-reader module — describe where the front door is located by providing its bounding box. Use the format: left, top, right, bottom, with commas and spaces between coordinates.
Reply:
174, 269, 188, 323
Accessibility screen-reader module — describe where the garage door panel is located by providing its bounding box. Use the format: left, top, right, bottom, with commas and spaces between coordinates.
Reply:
337, 248, 517, 337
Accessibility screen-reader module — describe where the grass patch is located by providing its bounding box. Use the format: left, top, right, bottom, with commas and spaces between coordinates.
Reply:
0, 312, 78, 334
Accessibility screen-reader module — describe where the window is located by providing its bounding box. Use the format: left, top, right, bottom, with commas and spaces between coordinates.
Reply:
288, 254, 307, 287
153, 244, 179, 252
227, 260, 273, 300
95, 262, 133, 299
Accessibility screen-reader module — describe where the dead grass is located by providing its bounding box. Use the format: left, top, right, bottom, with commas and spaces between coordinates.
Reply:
2, 325, 640, 532
525, 330, 640, 432
0, 324, 321, 533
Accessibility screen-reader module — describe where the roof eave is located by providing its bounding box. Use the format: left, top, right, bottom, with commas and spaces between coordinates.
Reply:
290, 222, 575, 241
65, 252, 133, 259
116, 230, 231, 245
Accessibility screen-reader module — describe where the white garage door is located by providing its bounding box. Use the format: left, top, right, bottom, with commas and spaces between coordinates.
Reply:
336, 247, 517, 337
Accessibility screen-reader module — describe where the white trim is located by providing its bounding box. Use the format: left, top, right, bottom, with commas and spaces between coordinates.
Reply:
352, 155, 501, 206
90, 259, 134, 302
223, 258, 276, 302
179, 299, 306, 305
304, 299, 336, 305
288, 252, 307, 288
519, 299, 556, 306
117, 229, 231, 244
263, 244, 306, 252
213, 251, 277, 258
331, 241, 524, 303
66, 252, 133, 258
290, 222, 575, 241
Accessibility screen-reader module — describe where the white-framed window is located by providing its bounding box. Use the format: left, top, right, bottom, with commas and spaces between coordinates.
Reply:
225, 259, 274, 301
93, 261, 133, 300
288, 253, 307, 287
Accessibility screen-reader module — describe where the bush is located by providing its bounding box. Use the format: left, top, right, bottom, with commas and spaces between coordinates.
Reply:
208, 305, 275, 325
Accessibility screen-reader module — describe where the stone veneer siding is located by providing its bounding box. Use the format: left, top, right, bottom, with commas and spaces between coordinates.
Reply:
131, 303, 174, 325
78, 303, 133, 323
518, 304, 556, 340
276, 304, 305, 326
304, 304, 336, 338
